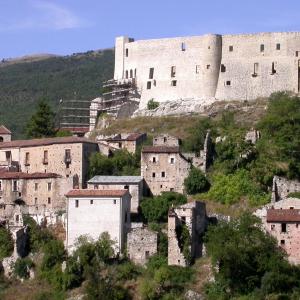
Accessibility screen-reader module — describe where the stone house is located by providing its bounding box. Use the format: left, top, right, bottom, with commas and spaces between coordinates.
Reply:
66, 189, 131, 254
271, 176, 300, 203
0, 136, 98, 188
141, 146, 191, 195
127, 226, 157, 265
87, 175, 143, 213
0, 125, 11, 143
0, 171, 72, 219
97, 133, 147, 155
168, 201, 207, 266
266, 209, 300, 264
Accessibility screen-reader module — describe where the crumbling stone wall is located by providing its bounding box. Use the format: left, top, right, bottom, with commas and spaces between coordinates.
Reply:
271, 176, 300, 203
153, 134, 180, 147
168, 201, 206, 266
127, 227, 157, 265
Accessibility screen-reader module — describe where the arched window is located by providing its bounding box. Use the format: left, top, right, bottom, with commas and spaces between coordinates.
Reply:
134, 69, 137, 77
125, 70, 128, 79
130, 69, 133, 78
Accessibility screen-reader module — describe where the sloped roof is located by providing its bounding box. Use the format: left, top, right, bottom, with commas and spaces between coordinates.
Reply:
267, 209, 300, 222
65, 189, 128, 197
0, 125, 11, 135
142, 146, 180, 153
0, 136, 97, 149
88, 176, 142, 184
0, 172, 61, 180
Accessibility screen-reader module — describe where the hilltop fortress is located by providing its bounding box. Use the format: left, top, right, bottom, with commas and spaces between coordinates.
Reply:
113, 32, 300, 108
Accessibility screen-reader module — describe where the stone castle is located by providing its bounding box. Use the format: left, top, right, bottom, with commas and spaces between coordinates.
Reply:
114, 32, 300, 108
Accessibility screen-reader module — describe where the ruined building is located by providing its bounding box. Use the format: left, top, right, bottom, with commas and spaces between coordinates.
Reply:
114, 32, 300, 108
168, 201, 207, 266
271, 176, 300, 203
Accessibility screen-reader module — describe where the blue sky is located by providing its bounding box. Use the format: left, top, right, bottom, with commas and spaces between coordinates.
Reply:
0, 0, 300, 58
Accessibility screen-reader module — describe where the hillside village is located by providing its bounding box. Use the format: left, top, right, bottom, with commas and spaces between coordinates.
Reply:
0, 32, 300, 300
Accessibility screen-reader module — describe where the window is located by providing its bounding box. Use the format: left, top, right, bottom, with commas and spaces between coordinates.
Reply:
226, 80, 231, 86
181, 42, 186, 51
48, 197, 51, 204
181, 216, 186, 223
43, 150, 48, 164
196, 65, 201, 74
152, 156, 156, 163
171, 80, 177, 87
124, 185, 129, 190
0, 180, 2, 191
113, 199, 117, 204
163, 137, 167, 143
296, 51, 299, 57
253, 63, 259, 76
65, 149, 71, 164
171, 66, 176, 77
34, 183, 38, 191
280, 240, 285, 245
5, 151, 11, 162
271, 62, 276, 74
206, 64, 210, 70
260, 44, 265, 52
90, 199, 93, 205
25, 152, 30, 165
94, 184, 98, 190
47, 182, 52, 191
130, 69, 133, 78
170, 157, 174, 164
145, 251, 150, 259
271, 224, 275, 230
152, 172, 156, 178
147, 81, 151, 89
118, 142, 122, 148
149, 67, 154, 79
290, 207, 294, 209
125, 48, 128, 57
276, 43, 281, 50
125, 70, 128, 79
75, 200, 79, 208
281, 223, 287, 233
170, 188, 174, 191
134, 68, 137, 77
34, 197, 37, 205
16, 215, 19, 222
229, 45, 233, 52
221, 64, 226, 72
162, 172, 165, 177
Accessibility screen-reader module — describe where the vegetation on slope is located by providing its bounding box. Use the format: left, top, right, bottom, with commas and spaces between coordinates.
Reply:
0, 49, 114, 138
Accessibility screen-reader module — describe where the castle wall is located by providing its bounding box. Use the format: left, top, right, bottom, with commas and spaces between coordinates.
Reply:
115, 32, 300, 107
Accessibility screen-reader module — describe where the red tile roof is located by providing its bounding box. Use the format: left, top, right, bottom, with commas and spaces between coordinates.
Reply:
65, 189, 128, 197
0, 172, 61, 180
142, 146, 180, 153
0, 125, 11, 135
0, 136, 97, 149
267, 209, 300, 222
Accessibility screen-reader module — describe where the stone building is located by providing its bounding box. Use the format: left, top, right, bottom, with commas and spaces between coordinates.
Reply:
114, 32, 300, 108
97, 133, 147, 155
271, 176, 300, 203
127, 226, 157, 265
153, 134, 180, 147
0, 125, 11, 143
245, 128, 261, 144
87, 175, 143, 213
168, 201, 207, 266
266, 209, 300, 264
0, 136, 98, 188
141, 146, 190, 195
0, 171, 71, 219
66, 189, 131, 254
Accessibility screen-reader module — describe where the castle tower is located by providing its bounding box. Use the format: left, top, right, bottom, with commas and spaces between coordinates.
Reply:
201, 34, 222, 98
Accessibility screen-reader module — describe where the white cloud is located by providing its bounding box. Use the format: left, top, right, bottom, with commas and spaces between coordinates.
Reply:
0, 0, 90, 32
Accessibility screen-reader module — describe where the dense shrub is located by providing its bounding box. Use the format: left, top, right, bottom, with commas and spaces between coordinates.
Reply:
0, 227, 14, 259
184, 168, 210, 194
140, 192, 187, 223
205, 169, 270, 206
13, 257, 34, 279
147, 99, 159, 110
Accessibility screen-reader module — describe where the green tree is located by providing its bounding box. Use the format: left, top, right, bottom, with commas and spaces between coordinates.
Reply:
26, 99, 56, 138
0, 227, 14, 259
13, 257, 34, 279
147, 99, 159, 110
184, 168, 210, 194
140, 192, 187, 223
204, 212, 300, 298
